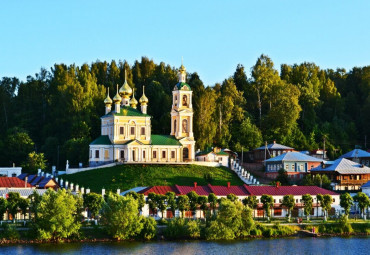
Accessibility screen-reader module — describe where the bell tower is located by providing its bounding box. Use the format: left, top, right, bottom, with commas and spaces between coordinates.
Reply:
170, 62, 195, 161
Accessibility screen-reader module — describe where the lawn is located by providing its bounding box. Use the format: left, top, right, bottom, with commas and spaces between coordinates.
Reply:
62, 164, 244, 193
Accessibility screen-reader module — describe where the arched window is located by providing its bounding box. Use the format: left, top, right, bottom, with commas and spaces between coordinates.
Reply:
183, 147, 189, 160
182, 119, 188, 133
182, 95, 188, 106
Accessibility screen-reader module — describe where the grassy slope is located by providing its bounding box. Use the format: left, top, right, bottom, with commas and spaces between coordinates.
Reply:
63, 164, 244, 193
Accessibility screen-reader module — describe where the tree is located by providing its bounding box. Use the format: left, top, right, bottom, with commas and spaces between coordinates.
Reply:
208, 193, 218, 215
197, 195, 208, 218
0, 197, 7, 221
166, 191, 177, 217
83, 192, 104, 219
7, 192, 21, 222
236, 117, 263, 151
3, 129, 34, 166
187, 191, 199, 218
100, 192, 143, 240
260, 194, 274, 221
354, 192, 370, 220
281, 195, 295, 222
275, 170, 290, 185
125, 191, 145, 213
227, 193, 238, 202
36, 189, 81, 240
28, 190, 42, 221
242, 195, 258, 218
18, 197, 29, 220
206, 199, 254, 240
319, 194, 333, 221
22, 151, 47, 174
147, 192, 158, 216
155, 194, 167, 219
302, 194, 313, 221
340, 193, 354, 220
177, 195, 189, 218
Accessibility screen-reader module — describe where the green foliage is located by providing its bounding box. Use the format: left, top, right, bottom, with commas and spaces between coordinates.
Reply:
353, 192, 370, 218
186, 220, 201, 239
205, 200, 254, 240
302, 174, 331, 189
1, 224, 20, 240
340, 193, 354, 218
197, 195, 208, 218
302, 194, 313, 220
260, 194, 274, 220
1, 128, 34, 166
125, 191, 145, 212
138, 216, 157, 240
208, 193, 218, 215
7, 192, 21, 221
63, 164, 243, 193
164, 217, 187, 239
83, 192, 104, 219
166, 191, 177, 216
281, 195, 295, 221
35, 189, 81, 240
275, 169, 291, 185
0, 197, 8, 221
22, 151, 47, 173
187, 191, 199, 214
100, 193, 143, 240
28, 190, 42, 221
177, 195, 189, 218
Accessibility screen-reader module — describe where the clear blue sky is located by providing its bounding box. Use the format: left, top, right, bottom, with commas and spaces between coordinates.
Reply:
1, 1, 369, 86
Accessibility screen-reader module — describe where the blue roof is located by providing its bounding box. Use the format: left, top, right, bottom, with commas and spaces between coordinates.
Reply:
362, 181, 370, 188
339, 149, 370, 159
255, 143, 294, 150
312, 158, 370, 174
265, 152, 323, 163
30, 176, 43, 186
38, 178, 53, 188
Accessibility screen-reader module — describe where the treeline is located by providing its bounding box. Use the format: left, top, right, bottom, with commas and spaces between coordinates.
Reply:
1, 189, 369, 241
0, 55, 369, 169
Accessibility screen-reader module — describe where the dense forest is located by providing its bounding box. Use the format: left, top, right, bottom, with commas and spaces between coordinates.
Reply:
0, 55, 369, 170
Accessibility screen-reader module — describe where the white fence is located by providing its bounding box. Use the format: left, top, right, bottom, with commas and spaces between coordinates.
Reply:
66, 163, 117, 175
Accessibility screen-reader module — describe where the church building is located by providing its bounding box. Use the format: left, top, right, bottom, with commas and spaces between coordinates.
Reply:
89, 64, 196, 166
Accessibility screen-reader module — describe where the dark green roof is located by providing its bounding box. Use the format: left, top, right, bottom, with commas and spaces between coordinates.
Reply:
90, 135, 112, 145
216, 151, 229, 156
196, 148, 213, 156
151, 135, 181, 146
174, 82, 191, 91
103, 106, 150, 118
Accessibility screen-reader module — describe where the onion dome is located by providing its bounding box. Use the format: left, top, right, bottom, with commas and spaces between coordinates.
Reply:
119, 70, 133, 98
139, 86, 149, 105
104, 88, 112, 105
130, 88, 138, 108
113, 85, 122, 103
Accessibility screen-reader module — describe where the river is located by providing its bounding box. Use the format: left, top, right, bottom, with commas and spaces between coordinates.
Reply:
0, 237, 369, 255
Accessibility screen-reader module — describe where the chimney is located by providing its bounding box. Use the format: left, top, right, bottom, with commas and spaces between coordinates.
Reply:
227, 182, 230, 189
276, 181, 280, 188
25, 176, 28, 188
194, 182, 197, 189
102, 188, 105, 196
273, 140, 276, 144
13, 163, 15, 167
117, 189, 121, 195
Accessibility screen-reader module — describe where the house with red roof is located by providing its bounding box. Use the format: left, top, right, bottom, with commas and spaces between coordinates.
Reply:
136, 183, 340, 219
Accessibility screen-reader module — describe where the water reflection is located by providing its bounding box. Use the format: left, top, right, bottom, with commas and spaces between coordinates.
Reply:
0, 237, 369, 255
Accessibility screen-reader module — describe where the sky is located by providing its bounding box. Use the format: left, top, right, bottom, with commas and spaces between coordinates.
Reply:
1, 0, 369, 86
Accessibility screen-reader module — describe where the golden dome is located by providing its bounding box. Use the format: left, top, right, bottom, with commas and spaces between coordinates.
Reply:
119, 70, 132, 98
113, 85, 122, 103
104, 88, 112, 105
139, 86, 149, 104
130, 88, 138, 107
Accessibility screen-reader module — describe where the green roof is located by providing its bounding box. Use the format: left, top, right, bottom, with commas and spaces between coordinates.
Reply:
216, 151, 229, 156
151, 135, 181, 146
90, 135, 112, 145
196, 148, 213, 156
175, 82, 191, 91
103, 106, 150, 118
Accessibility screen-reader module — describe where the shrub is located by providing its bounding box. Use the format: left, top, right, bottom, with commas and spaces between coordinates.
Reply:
157, 218, 168, 225
139, 217, 157, 240
1, 224, 20, 240
187, 220, 201, 239
262, 228, 275, 237
164, 218, 187, 239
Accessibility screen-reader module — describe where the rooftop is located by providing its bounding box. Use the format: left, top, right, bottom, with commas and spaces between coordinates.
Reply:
174, 82, 191, 91
137, 184, 338, 196
102, 105, 150, 118
90, 135, 112, 145
150, 135, 182, 146
311, 158, 370, 174
0, 177, 33, 188
362, 181, 370, 188
255, 142, 294, 151
339, 149, 370, 159
265, 152, 323, 163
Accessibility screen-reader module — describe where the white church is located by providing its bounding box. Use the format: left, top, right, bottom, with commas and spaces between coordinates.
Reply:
89, 64, 196, 166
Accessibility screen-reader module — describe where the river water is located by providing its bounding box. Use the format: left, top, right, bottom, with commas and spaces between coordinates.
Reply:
0, 237, 369, 255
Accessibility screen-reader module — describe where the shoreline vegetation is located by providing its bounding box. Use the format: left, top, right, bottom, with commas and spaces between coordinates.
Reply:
0, 189, 369, 245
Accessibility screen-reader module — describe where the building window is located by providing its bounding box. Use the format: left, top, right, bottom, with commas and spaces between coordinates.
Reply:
89, 150, 92, 158
104, 150, 109, 159
143, 150, 146, 159
131, 127, 135, 135
120, 150, 124, 159
162, 151, 166, 158
141, 127, 145, 135
285, 164, 289, 170
292, 164, 295, 171
120, 127, 124, 135
182, 95, 188, 106
153, 151, 157, 158
95, 150, 99, 159
171, 151, 175, 158
274, 208, 282, 216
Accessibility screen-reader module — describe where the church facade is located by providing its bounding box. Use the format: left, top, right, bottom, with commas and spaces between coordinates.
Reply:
89, 64, 196, 166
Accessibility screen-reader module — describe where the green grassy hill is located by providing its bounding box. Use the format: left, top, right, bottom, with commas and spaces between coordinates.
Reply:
62, 164, 243, 193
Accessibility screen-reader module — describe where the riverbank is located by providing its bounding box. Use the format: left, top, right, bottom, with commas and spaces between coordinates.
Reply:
1, 222, 369, 245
